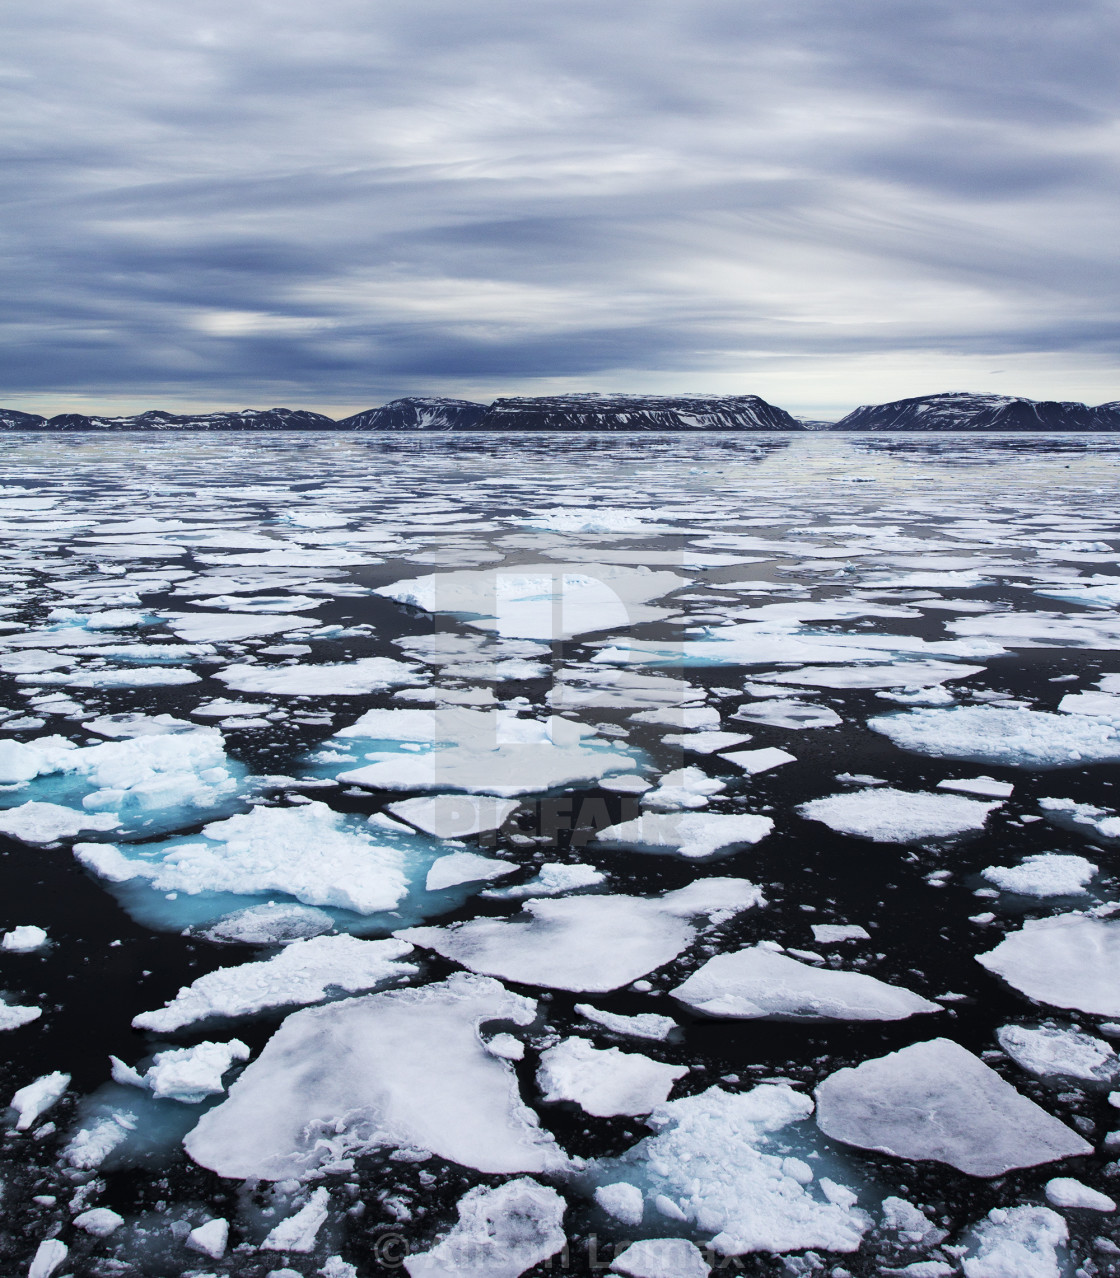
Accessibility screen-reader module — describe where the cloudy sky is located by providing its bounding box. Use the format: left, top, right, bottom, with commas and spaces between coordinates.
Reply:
3, 0, 1118, 419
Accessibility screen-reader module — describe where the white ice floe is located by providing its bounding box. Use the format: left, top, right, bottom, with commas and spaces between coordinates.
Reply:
74, 1208, 124, 1237
184, 974, 568, 1180
1044, 1177, 1116, 1211
262, 1187, 331, 1252
203, 903, 336, 945
27, 1240, 68, 1278
1058, 689, 1120, 721
981, 853, 1097, 897
937, 776, 1014, 798
75, 801, 421, 914
142, 1039, 252, 1103
718, 746, 796, 775
754, 661, 984, 689
977, 913, 1120, 1015
0, 801, 120, 845
574, 1004, 677, 1041
484, 863, 606, 899
814, 1038, 1091, 1175
548, 667, 702, 712
798, 787, 999, 842
405, 1178, 567, 1278
609, 1238, 711, 1278
593, 811, 772, 860
10, 1070, 69, 1130
662, 730, 753, 754
998, 1023, 1118, 1084
595, 1181, 644, 1225
401, 879, 765, 993
0, 999, 42, 1030
811, 924, 869, 944
161, 611, 314, 642
639, 766, 725, 811
426, 852, 518, 892
19, 665, 202, 689
386, 794, 519, 839
83, 712, 195, 738
186, 1217, 229, 1259
594, 1084, 869, 1255
630, 705, 720, 731
869, 706, 1120, 768
191, 699, 273, 720
133, 934, 418, 1032
960, 1205, 1067, 1278
0, 924, 48, 952
672, 947, 941, 1021
1038, 796, 1120, 841
537, 1037, 687, 1116
218, 657, 426, 696
732, 700, 842, 730
377, 563, 689, 640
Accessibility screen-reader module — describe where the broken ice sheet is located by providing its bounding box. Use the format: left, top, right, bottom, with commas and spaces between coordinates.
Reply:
592, 811, 773, 860
798, 787, 1000, 842
537, 1037, 687, 1116
980, 852, 1098, 897
997, 1023, 1119, 1085
977, 913, 1120, 1015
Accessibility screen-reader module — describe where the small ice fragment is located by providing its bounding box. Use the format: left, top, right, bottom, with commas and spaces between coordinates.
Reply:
145, 1039, 251, 1102
484, 1033, 524, 1061
981, 853, 1097, 897
718, 746, 796, 775
811, 924, 870, 945
662, 730, 752, 754
599, 775, 652, 794
960, 1205, 1067, 1278
425, 852, 518, 892
609, 1237, 710, 1277
187, 1217, 230, 1259
262, 1187, 330, 1252
573, 1004, 677, 1041
937, 776, 1014, 799
27, 1239, 68, 1278
203, 903, 335, 945
595, 1181, 644, 1225
997, 1024, 1119, 1083
387, 794, 519, 839
537, 1037, 687, 1116
10, 1071, 69, 1130
484, 863, 606, 899
593, 811, 772, 860
74, 1207, 124, 1236
1, 925, 48, 952
1044, 1177, 1116, 1211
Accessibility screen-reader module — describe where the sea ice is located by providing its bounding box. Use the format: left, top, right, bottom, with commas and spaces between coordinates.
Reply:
203, 903, 336, 945
754, 661, 983, 689
133, 935, 418, 1032
662, 730, 753, 754
718, 746, 796, 775
732, 700, 842, 730
262, 1187, 330, 1252
977, 913, 1120, 1015
593, 1084, 869, 1255
0, 1000, 42, 1030
937, 776, 1014, 798
400, 879, 765, 992
671, 947, 941, 1021
573, 1005, 677, 1041
217, 657, 426, 696
27, 1240, 68, 1278
483, 863, 606, 899
1044, 1177, 1116, 1211
811, 924, 870, 944
184, 974, 568, 1179
609, 1238, 711, 1278
11, 1071, 70, 1130
814, 1038, 1091, 1175
537, 1037, 687, 1116
960, 1205, 1067, 1278
426, 852, 518, 892
1038, 796, 1120, 841
595, 1181, 644, 1225
74, 1208, 124, 1237
639, 766, 725, 810
142, 1039, 252, 1102
161, 612, 315, 642
404, 1178, 566, 1278
593, 812, 772, 860
996, 1024, 1119, 1083
798, 787, 999, 842
386, 794, 520, 839
0, 924, 49, 952
869, 705, 1120, 768
0, 801, 120, 845
981, 853, 1097, 896
187, 1217, 230, 1259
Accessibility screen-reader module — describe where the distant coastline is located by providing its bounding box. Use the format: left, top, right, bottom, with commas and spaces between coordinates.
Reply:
2, 390, 1119, 432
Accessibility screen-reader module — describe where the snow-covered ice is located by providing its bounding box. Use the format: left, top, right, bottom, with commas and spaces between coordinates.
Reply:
960, 1205, 1067, 1278
718, 746, 796, 775
1044, 1176, 1116, 1210
592, 811, 773, 859
574, 1004, 677, 1041
609, 1238, 711, 1278
425, 851, 518, 891
217, 657, 426, 695
977, 913, 1120, 1015
10, 1071, 69, 1130
798, 787, 999, 842
811, 924, 870, 944
814, 1038, 1091, 1175
0, 924, 48, 952
386, 794, 519, 839
997, 1023, 1119, 1083
981, 853, 1097, 896
142, 1039, 251, 1102
0, 801, 120, 844
536, 1037, 687, 1116
262, 1187, 331, 1252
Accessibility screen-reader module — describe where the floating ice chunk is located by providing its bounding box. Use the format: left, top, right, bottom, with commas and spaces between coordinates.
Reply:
640, 766, 725, 811
755, 661, 984, 689
960, 1205, 1067, 1278
1, 924, 48, 952
595, 1084, 869, 1255
76, 801, 419, 913
814, 1038, 1091, 1175
880, 1195, 946, 1246
630, 705, 720, 731
798, 787, 999, 842
0, 734, 78, 783
1038, 796, 1120, 841
662, 730, 753, 754
672, 947, 940, 1021
981, 853, 1097, 897
0, 999, 41, 1030
484, 863, 606, 899
997, 1023, 1119, 1083
869, 706, 1120, 768
161, 612, 314, 642
133, 935, 417, 1032
387, 795, 519, 839
1059, 690, 1120, 721
203, 903, 335, 945
732, 700, 841, 730
19, 665, 202, 689
144, 1039, 251, 1102
184, 974, 567, 1180
377, 563, 689, 640
218, 657, 426, 696
1044, 1177, 1116, 1211
405, 1177, 566, 1278
937, 776, 1014, 798
187, 1217, 230, 1259
811, 924, 869, 944
600, 774, 652, 793
426, 852, 518, 892
27, 1240, 68, 1278
594, 812, 772, 860
610, 1238, 710, 1278
718, 746, 796, 775
262, 1187, 330, 1252
574, 1005, 677, 1041
537, 1037, 687, 1116
74, 1207, 124, 1237
595, 1181, 644, 1225
977, 914, 1120, 1015
0, 801, 120, 845
83, 712, 195, 737
10, 1071, 69, 1129
401, 879, 764, 993
548, 667, 702, 712
192, 699, 273, 719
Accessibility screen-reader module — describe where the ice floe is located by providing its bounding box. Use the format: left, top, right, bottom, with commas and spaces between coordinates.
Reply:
574, 1004, 677, 1041
11, 1071, 69, 1130
814, 1038, 1091, 1175
262, 1187, 330, 1251
732, 700, 842, 730
977, 913, 1120, 1015
609, 1238, 711, 1277
671, 947, 941, 1021
996, 1023, 1119, 1083
386, 794, 519, 839
1044, 1176, 1115, 1211
0, 800, 120, 845
483, 863, 606, 899
425, 851, 518, 892
139, 1039, 252, 1103
184, 974, 567, 1179
0, 924, 48, 952
400, 879, 765, 992
980, 853, 1097, 897
960, 1205, 1067, 1278
718, 746, 796, 775
592, 811, 773, 860
217, 656, 426, 696
536, 1037, 687, 1116
798, 787, 999, 842
202, 903, 336, 945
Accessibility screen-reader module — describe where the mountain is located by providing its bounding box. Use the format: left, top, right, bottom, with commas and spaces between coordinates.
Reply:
337, 398, 487, 430
474, 393, 802, 430
0, 408, 336, 431
833, 392, 1120, 431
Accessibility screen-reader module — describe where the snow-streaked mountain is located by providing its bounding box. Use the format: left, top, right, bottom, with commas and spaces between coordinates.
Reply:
833, 392, 1120, 431
1, 408, 336, 431
475, 393, 802, 430
338, 398, 487, 430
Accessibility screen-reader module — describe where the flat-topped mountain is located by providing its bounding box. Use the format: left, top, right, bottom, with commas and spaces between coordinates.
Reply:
0, 407, 335, 431
476, 393, 801, 430
338, 398, 487, 430
834, 392, 1120, 431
